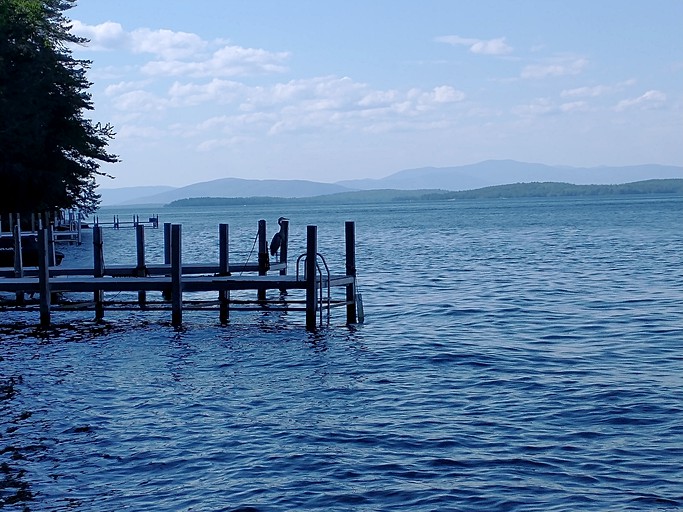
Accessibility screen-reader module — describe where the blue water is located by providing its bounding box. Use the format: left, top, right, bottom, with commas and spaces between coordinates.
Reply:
2, 196, 683, 511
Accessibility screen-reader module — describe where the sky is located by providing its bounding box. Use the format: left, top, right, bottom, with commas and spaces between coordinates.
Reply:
66, 0, 683, 188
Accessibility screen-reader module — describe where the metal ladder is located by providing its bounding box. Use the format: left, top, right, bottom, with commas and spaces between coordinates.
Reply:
296, 252, 331, 326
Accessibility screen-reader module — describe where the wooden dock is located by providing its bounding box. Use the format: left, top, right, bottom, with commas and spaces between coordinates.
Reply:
1, 210, 85, 245
0, 219, 361, 331
93, 213, 160, 230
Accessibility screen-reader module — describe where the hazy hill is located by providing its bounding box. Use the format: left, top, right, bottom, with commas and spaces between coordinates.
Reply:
337, 160, 683, 190
100, 177, 354, 205
98, 185, 176, 205
166, 180, 683, 207
167, 189, 448, 207
427, 179, 683, 200
98, 161, 683, 205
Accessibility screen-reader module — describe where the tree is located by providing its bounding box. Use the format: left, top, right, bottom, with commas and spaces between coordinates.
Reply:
0, 0, 117, 218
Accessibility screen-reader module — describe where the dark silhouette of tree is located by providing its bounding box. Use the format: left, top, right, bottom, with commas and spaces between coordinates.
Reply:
0, 0, 117, 219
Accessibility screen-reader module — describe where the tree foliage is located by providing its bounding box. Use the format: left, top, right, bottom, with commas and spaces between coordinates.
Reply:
0, 0, 117, 216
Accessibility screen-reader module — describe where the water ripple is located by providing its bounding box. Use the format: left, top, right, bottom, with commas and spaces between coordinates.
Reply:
2, 198, 683, 510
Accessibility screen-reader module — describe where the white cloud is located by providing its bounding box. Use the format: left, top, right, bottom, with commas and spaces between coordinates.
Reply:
104, 80, 153, 96
103, 73, 467, 142
561, 79, 636, 98
358, 90, 401, 108
436, 35, 512, 55
615, 90, 667, 111
512, 98, 588, 117
72, 21, 290, 78
70, 20, 127, 50
112, 90, 168, 112
561, 85, 612, 98
197, 136, 253, 152
167, 79, 245, 106
200, 79, 463, 138
141, 45, 290, 77
521, 57, 588, 79
130, 28, 208, 60
117, 125, 166, 140
73, 21, 468, 144
559, 101, 589, 113
512, 98, 556, 117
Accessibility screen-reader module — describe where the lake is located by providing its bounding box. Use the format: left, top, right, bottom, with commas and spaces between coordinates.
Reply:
1, 195, 682, 511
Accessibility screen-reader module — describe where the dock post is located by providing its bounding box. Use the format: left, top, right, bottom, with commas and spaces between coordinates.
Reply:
38, 228, 51, 327
345, 221, 357, 324
257, 219, 268, 301
162, 222, 172, 300
47, 223, 55, 267
305, 225, 318, 331
163, 223, 172, 264
171, 224, 183, 326
93, 226, 104, 321
13, 224, 24, 306
219, 223, 230, 323
279, 219, 289, 294
136, 224, 147, 309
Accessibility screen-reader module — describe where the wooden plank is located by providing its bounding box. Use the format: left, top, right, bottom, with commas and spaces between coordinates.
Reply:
0, 261, 286, 277
0, 274, 352, 294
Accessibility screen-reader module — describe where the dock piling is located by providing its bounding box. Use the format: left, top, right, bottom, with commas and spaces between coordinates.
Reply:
136, 224, 147, 308
47, 224, 55, 267
345, 221, 357, 324
93, 226, 104, 320
13, 224, 24, 305
219, 223, 230, 323
162, 222, 172, 301
1, 219, 360, 329
257, 219, 268, 301
305, 225, 318, 331
171, 224, 183, 326
278, 219, 289, 294
38, 228, 51, 327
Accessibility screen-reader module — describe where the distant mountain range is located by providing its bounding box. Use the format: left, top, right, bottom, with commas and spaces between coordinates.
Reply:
98, 160, 683, 206
167, 179, 683, 207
